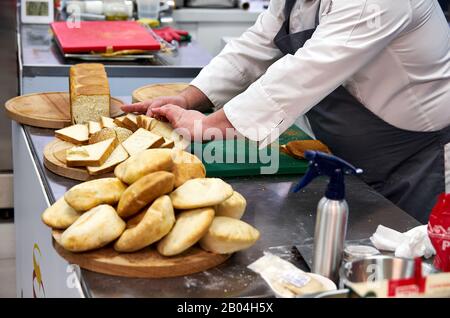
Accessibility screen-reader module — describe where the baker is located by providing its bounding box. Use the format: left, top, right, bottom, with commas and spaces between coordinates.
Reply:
123, 0, 450, 223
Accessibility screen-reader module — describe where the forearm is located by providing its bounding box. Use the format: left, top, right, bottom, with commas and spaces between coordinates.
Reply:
180, 85, 214, 112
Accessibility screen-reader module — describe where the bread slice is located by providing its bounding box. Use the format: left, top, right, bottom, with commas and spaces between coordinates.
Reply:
137, 115, 154, 130
113, 127, 133, 143
60, 204, 126, 252
66, 137, 117, 167
70, 63, 110, 124
88, 121, 102, 135
100, 116, 117, 129
87, 144, 129, 175
151, 120, 189, 149
88, 127, 116, 144
123, 114, 139, 131
113, 116, 128, 129
121, 128, 164, 156
55, 124, 89, 145
160, 138, 175, 149
157, 207, 215, 256
199, 216, 260, 254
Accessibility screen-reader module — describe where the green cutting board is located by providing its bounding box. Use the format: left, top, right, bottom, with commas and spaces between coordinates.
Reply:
190, 125, 311, 177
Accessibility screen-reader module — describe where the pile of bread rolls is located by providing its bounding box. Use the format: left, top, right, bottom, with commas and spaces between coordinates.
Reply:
42, 148, 260, 257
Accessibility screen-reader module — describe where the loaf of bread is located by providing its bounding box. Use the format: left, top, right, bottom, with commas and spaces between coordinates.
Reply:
64, 177, 126, 211
114, 195, 175, 252
199, 216, 260, 254
117, 171, 175, 218
60, 204, 126, 252
70, 63, 110, 124
157, 207, 215, 256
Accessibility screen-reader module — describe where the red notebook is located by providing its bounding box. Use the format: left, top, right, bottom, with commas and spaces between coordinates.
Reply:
51, 21, 161, 53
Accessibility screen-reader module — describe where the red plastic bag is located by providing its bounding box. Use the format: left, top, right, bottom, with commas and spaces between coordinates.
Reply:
428, 193, 450, 272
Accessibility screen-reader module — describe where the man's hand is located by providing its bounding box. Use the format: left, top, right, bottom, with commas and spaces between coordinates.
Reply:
152, 105, 235, 141
121, 95, 189, 117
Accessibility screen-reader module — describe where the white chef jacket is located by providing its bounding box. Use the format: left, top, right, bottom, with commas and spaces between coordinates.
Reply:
190, 0, 450, 147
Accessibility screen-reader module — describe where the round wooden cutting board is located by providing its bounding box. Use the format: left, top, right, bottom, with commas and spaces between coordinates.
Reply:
5, 92, 125, 129
52, 231, 231, 278
43, 138, 113, 181
132, 83, 189, 103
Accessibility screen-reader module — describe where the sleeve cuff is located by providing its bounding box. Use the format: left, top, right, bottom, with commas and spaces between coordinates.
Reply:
223, 81, 289, 148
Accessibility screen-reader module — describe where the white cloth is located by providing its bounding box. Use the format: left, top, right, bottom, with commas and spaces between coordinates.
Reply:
370, 225, 436, 259
191, 0, 450, 147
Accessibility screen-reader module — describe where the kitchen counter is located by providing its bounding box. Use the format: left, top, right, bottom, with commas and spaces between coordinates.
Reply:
19, 23, 212, 79
16, 96, 420, 297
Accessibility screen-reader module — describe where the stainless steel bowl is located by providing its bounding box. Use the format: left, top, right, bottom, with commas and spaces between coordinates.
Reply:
340, 255, 437, 286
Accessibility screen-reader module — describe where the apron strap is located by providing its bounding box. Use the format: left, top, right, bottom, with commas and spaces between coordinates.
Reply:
282, 0, 298, 35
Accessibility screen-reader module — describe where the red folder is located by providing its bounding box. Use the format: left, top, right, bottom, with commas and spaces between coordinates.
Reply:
50, 21, 161, 53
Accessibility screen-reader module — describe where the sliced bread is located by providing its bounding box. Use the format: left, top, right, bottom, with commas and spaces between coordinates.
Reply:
66, 137, 117, 167
87, 144, 129, 175
55, 124, 89, 145
88, 121, 102, 135
121, 128, 164, 156
100, 116, 117, 129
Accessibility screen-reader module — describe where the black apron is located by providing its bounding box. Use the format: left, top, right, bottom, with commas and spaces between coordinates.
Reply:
274, 0, 450, 224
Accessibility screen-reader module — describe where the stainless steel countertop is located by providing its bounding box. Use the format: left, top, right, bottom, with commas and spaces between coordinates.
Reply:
23, 114, 420, 297
20, 24, 212, 78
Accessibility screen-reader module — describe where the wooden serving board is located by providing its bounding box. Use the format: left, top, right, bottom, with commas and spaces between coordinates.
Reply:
52, 231, 231, 278
132, 83, 189, 103
43, 138, 113, 181
5, 92, 125, 129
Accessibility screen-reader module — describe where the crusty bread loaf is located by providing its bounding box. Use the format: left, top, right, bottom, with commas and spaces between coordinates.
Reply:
171, 150, 206, 187
170, 178, 233, 209
157, 207, 215, 256
199, 216, 260, 254
114, 148, 174, 184
66, 137, 117, 167
60, 204, 126, 252
215, 191, 246, 219
121, 128, 164, 156
87, 144, 129, 175
64, 177, 126, 211
55, 124, 89, 145
117, 171, 175, 218
70, 63, 110, 124
41, 197, 82, 230
114, 195, 175, 252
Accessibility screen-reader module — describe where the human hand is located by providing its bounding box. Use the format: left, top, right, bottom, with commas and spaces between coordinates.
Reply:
121, 95, 189, 118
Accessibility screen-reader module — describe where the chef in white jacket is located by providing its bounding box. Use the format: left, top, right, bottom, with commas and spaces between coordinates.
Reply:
123, 0, 450, 223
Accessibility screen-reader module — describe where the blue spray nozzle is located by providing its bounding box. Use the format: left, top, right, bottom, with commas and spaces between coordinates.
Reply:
293, 151, 362, 200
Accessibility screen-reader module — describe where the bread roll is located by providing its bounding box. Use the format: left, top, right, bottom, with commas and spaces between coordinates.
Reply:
199, 216, 260, 254
70, 63, 110, 124
157, 207, 215, 256
64, 177, 126, 211
170, 178, 233, 209
114, 148, 174, 184
117, 171, 175, 218
41, 197, 82, 229
215, 191, 246, 219
171, 150, 206, 187
114, 195, 175, 252
60, 204, 125, 252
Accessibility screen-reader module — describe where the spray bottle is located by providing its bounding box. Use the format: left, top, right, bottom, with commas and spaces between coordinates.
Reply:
293, 151, 362, 282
